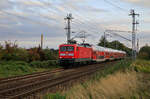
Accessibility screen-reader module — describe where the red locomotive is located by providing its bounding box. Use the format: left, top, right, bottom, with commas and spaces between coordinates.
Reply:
59, 43, 126, 68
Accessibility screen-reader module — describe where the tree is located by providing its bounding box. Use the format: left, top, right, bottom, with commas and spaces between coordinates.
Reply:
98, 36, 132, 56
138, 46, 150, 60
98, 36, 110, 47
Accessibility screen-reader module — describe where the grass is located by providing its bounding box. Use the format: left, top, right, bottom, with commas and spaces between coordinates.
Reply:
92, 59, 132, 81
0, 61, 60, 78
44, 59, 150, 99
131, 59, 150, 73
130, 59, 150, 98
44, 59, 133, 99
65, 71, 138, 99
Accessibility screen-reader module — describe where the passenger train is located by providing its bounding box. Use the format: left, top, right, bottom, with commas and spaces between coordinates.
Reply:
59, 43, 126, 68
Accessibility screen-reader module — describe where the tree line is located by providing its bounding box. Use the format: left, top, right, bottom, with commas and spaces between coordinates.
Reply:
138, 44, 150, 60
0, 41, 58, 62
98, 36, 132, 56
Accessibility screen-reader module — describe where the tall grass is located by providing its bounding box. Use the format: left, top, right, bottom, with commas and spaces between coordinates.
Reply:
44, 60, 133, 99
62, 59, 150, 99
65, 71, 138, 99
92, 59, 132, 81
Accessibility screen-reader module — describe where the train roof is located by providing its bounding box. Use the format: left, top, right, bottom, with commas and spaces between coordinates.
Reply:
92, 45, 126, 54
60, 43, 92, 48
59, 44, 126, 54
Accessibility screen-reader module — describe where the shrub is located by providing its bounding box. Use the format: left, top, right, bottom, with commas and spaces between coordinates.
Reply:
30, 61, 42, 68
43, 49, 54, 60
0, 41, 29, 61
2, 48, 29, 61
0, 61, 34, 77
131, 59, 150, 73
43, 49, 58, 60
138, 52, 149, 60
30, 60, 58, 68
0, 41, 58, 62
28, 47, 41, 62
138, 45, 150, 60
0, 44, 3, 60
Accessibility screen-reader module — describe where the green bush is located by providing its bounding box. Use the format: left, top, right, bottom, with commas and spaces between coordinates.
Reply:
0, 42, 58, 62
0, 61, 35, 77
138, 46, 150, 60
0, 44, 3, 60
30, 60, 58, 68
2, 48, 29, 61
43, 49, 58, 60
0, 42, 29, 61
132, 59, 150, 73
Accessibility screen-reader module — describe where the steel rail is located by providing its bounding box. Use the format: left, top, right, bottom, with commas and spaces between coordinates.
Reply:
0, 61, 115, 99
0, 68, 64, 91
0, 68, 64, 84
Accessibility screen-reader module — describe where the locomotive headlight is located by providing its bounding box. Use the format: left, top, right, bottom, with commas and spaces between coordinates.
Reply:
68, 53, 74, 56
60, 53, 66, 56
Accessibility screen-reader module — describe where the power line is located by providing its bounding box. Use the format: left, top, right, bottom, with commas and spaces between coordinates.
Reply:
72, 20, 100, 34
103, 0, 127, 12
37, 0, 104, 35
61, 5, 104, 31
37, 2, 102, 35
36, 2, 103, 43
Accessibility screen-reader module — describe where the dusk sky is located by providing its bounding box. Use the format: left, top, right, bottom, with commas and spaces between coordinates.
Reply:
0, 0, 149, 49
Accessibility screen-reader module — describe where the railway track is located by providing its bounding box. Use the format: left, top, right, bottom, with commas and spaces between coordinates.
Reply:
0, 68, 64, 92
0, 61, 117, 99
0, 68, 64, 83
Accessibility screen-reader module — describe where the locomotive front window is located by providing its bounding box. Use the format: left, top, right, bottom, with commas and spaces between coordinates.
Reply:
60, 46, 67, 52
67, 46, 74, 51
60, 46, 74, 52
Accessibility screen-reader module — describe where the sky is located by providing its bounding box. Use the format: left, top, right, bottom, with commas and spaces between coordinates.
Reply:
0, 0, 150, 49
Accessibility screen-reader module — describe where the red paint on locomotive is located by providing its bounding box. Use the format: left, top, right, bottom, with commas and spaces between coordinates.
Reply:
59, 43, 126, 67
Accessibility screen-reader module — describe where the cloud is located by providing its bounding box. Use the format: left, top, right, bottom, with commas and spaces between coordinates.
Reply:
11, 0, 50, 8
0, 0, 148, 49
121, 0, 150, 7
0, 36, 66, 49
0, 0, 13, 10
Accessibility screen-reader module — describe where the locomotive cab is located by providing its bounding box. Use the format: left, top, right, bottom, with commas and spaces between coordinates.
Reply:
59, 43, 93, 67
59, 44, 76, 65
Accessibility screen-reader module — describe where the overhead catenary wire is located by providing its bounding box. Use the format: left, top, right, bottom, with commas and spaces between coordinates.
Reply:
1, 0, 132, 47
36, 1, 110, 45
35, 1, 103, 43
36, 0, 104, 35
36, 1, 102, 36
61, 4, 104, 30
103, 0, 128, 12
72, 20, 101, 34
